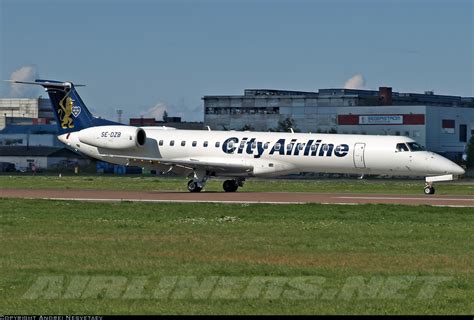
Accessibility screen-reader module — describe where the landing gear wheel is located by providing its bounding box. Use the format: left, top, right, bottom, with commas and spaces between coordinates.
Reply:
424, 186, 435, 195
223, 179, 238, 192
188, 180, 202, 193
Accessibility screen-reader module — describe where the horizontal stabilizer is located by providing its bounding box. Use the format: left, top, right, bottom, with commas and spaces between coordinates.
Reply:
4, 79, 85, 87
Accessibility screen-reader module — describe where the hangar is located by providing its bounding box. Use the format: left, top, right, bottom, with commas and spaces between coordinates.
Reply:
0, 146, 90, 172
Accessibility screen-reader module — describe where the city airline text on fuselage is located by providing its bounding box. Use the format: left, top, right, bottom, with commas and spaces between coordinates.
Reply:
222, 137, 350, 159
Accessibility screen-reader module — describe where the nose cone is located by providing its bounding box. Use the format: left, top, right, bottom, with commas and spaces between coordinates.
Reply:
431, 154, 465, 176
450, 162, 466, 175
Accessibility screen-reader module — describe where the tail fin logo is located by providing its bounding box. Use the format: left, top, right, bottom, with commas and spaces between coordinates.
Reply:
58, 93, 74, 129
72, 105, 81, 118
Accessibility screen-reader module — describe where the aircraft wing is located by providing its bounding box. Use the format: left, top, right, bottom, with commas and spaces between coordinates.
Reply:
101, 154, 254, 174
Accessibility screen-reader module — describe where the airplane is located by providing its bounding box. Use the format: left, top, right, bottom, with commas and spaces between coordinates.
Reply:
8, 79, 465, 195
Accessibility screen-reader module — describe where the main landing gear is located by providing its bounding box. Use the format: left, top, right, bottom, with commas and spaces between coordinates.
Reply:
188, 178, 245, 192
186, 169, 245, 193
187, 169, 208, 193
223, 178, 245, 192
187, 179, 204, 193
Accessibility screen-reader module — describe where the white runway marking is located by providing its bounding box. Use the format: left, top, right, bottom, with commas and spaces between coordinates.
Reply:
40, 197, 307, 205
338, 196, 474, 202
30, 197, 474, 207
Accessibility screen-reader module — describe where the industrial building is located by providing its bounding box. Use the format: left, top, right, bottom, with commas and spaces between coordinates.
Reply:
0, 124, 63, 148
203, 87, 474, 160
0, 98, 89, 171
0, 97, 54, 129
129, 116, 203, 130
0, 124, 91, 171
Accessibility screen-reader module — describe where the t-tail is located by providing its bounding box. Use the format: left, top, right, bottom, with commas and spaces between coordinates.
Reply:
5, 79, 119, 134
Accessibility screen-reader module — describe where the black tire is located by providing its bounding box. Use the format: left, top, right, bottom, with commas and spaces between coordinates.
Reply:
424, 186, 435, 195
188, 180, 202, 193
223, 179, 238, 192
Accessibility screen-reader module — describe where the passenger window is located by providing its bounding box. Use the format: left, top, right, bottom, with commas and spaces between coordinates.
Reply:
215, 142, 220, 148
396, 143, 409, 152
181, 141, 186, 146
170, 140, 175, 146
264, 142, 269, 149
251, 142, 256, 149
275, 143, 281, 151
192, 141, 197, 147
298, 144, 304, 150
159, 140, 163, 146
203, 141, 208, 147
286, 144, 292, 151
310, 145, 317, 151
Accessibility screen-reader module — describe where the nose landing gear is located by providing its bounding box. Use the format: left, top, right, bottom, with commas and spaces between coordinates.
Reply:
424, 182, 435, 195
424, 174, 457, 195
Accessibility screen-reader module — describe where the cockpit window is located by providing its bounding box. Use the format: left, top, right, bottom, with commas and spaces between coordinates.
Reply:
407, 142, 425, 152
396, 143, 409, 152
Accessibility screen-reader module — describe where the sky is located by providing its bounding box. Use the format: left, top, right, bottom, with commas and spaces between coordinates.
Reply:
0, 0, 472, 122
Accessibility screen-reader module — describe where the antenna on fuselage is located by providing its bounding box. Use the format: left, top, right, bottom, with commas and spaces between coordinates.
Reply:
206, 126, 211, 131
290, 128, 294, 133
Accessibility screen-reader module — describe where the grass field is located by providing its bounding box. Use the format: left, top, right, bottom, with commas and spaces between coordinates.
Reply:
1, 174, 474, 194
0, 198, 473, 314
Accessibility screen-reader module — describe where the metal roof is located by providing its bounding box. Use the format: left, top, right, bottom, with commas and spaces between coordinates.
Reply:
0, 124, 58, 135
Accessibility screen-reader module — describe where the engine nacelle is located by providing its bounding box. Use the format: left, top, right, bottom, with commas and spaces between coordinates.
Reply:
78, 125, 146, 149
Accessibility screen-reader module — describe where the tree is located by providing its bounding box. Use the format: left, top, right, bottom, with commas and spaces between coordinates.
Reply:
466, 135, 474, 169
162, 110, 168, 122
241, 124, 254, 131
274, 117, 299, 132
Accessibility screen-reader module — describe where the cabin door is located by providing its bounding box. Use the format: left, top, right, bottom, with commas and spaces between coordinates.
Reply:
353, 143, 366, 168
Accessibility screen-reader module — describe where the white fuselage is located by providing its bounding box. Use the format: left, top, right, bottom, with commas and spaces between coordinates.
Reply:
58, 127, 465, 178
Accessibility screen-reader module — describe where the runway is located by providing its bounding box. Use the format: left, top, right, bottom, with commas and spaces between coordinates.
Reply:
2, 189, 474, 207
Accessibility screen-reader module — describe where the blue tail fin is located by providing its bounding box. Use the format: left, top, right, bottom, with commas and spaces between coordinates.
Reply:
6, 79, 119, 134
43, 80, 94, 133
